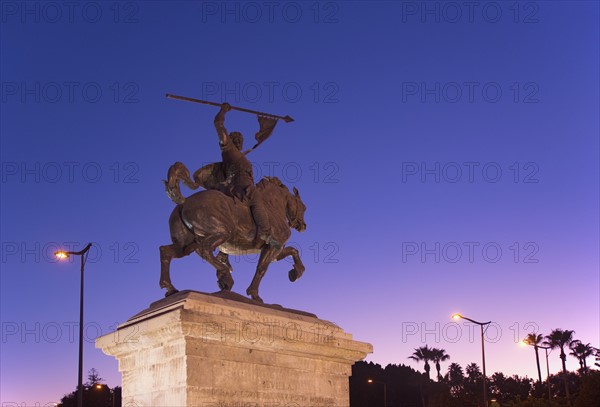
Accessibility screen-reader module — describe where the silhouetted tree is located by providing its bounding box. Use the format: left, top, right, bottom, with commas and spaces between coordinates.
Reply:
546, 370, 581, 403
544, 329, 575, 403
86, 368, 103, 386
569, 340, 594, 372
445, 362, 464, 396
408, 345, 435, 380
489, 372, 532, 404
430, 348, 450, 382
463, 363, 484, 405
573, 370, 600, 407
57, 368, 119, 407
350, 359, 596, 407
350, 361, 424, 407
524, 333, 544, 384
465, 363, 481, 379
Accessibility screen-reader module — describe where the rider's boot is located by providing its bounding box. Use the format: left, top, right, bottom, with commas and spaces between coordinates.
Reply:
258, 230, 282, 249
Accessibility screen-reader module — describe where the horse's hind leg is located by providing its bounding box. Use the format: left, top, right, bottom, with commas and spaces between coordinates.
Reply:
275, 246, 305, 282
159, 244, 181, 296
160, 242, 198, 297
215, 251, 234, 290
194, 234, 234, 291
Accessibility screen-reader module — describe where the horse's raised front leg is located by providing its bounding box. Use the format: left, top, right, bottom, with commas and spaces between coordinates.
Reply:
247, 246, 280, 303
194, 233, 233, 291
276, 245, 305, 282
160, 242, 198, 297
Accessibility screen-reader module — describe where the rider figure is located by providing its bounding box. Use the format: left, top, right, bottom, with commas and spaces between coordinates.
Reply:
214, 103, 280, 248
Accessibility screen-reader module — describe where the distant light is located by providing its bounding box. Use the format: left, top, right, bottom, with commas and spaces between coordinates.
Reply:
367, 379, 373, 383
96, 384, 102, 389
451, 313, 462, 320
55, 251, 69, 260
520, 339, 530, 347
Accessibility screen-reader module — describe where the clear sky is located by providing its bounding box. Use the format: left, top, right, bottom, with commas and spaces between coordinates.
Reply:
1, 1, 598, 404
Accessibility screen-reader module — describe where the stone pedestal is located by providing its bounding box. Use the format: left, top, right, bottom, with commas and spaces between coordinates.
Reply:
96, 290, 372, 406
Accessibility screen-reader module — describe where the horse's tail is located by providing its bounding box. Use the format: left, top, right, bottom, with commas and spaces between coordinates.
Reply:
163, 162, 199, 205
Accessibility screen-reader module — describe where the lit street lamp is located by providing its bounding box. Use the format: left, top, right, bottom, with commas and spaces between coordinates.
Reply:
55, 243, 92, 407
95, 383, 116, 407
452, 313, 491, 407
521, 339, 552, 401
367, 378, 387, 407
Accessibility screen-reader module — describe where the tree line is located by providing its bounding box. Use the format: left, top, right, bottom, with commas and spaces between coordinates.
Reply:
350, 329, 599, 407
57, 368, 121, 407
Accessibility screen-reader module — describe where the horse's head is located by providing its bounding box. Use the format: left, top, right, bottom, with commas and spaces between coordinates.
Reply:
287, 187, 307, 232
257, 177, 307, 232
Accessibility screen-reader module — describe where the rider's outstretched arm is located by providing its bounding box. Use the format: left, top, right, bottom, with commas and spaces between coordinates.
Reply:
214, 103, 232, 146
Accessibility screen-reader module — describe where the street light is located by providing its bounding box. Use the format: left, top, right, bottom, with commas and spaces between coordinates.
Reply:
95, 383, 116, 407
452, 313, 491, 407
521, 339, 552, 401
55, 243, 92, 407
367, 379, 387, 407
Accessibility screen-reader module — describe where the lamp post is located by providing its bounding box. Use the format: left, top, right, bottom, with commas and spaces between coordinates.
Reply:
521, 339, 552, 401
452, 313, 491, 407
367, 378, 387, 407
55, 243, 92, 407
95, 383, 116, 407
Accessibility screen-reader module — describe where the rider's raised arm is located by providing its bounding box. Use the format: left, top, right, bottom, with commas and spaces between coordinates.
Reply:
214, 103, 232, 146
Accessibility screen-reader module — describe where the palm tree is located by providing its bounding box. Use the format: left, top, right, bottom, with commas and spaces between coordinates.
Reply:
524, 333, 544, 384
544, 329, 575, 403
431, 348, 450, 381
464, 363, 483, 401
465, 363, 482, 381
408, 345, 435, 380
569, 340, 595, 371
446, 362, 464, 395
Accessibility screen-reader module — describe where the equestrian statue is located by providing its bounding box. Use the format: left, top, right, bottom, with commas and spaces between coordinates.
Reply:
159, 95, 306, 303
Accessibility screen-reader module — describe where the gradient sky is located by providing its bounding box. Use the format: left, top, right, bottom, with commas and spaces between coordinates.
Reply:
1, 1, 599, 405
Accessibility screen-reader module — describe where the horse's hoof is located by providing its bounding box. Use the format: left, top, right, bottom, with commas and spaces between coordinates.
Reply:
218, 279, 233, 291
165, 288, 179, 297
217, 270, 234, 291
246, 289, 263, 303
289, 266, 304, 282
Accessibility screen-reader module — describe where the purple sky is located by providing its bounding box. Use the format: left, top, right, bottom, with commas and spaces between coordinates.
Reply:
1, 1, 599, 404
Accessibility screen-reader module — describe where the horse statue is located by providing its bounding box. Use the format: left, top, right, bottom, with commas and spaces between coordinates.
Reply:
159, 165, 307, 303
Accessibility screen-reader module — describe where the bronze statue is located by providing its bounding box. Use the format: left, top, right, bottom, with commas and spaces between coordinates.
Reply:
160, 98, 306, 302
214, 103, 279, 247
